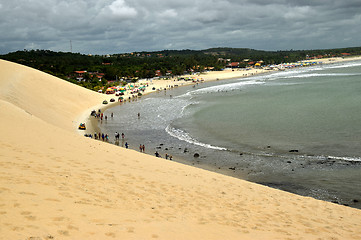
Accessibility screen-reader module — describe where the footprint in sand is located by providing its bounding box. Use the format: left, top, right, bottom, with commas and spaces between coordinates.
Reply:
127, 227, 135, 233
21, 211, 32, 215
19, 191, 37, 196
105, 232, 116, 237
53, 216, 66, 222
57, 230, 70, 236
45, 198, 60, 202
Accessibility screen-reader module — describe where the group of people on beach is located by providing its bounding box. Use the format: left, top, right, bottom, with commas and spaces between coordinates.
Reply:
84, 132, 110, 141
92, 109, 114, 121
154, 151, 173, 160
115, 132, 125, 140
139, 144, 145, 152
87, 109, 175, 160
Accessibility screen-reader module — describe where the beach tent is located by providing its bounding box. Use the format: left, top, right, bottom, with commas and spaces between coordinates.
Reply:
106, 88, 115, 94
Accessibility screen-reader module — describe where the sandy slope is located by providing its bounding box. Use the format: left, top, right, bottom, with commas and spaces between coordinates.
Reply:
1, 59, 361, 240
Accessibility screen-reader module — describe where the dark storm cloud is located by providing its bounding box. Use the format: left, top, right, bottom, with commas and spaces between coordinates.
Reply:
0, 0, 360, 54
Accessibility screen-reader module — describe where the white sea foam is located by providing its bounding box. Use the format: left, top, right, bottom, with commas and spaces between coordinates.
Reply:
325, 155, 361, 162
282, 72, 360, 79
323, 61, 361, 69
185, 79, 265, 96
165, 125, 227, 151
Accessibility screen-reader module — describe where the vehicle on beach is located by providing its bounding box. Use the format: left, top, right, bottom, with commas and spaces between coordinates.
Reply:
103, 100, 108, 104
78, 123, 86, 130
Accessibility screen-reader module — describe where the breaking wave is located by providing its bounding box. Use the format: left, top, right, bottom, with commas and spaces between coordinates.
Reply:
165, 125, 227, 151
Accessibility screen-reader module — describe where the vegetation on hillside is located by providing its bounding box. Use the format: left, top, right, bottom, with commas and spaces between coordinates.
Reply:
1, 46, 360, 91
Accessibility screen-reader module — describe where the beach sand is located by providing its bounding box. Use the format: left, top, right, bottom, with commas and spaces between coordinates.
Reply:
1, 59, 361, 239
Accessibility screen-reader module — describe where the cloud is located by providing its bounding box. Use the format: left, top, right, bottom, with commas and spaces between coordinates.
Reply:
98, 0, 137, 20
0, 0, 360, 54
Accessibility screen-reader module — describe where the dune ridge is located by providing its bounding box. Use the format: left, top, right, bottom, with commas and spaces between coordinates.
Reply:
1, 59, 361, 239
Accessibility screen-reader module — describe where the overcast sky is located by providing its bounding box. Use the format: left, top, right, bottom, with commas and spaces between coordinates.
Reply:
0, 0, 360, 54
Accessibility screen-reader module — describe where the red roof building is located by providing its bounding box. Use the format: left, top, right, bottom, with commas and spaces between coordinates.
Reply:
228, 62, 240, 68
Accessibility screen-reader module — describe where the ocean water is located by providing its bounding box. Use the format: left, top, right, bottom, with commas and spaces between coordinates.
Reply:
101, 60, 361, 208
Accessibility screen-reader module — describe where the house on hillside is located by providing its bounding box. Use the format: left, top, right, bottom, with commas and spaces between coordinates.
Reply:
228, 62, 240, 68
74, 71, 87, 81
73, 71, 105, 82
155, 70, 162, 77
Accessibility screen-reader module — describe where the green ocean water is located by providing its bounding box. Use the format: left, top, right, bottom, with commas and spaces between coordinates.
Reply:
179, 62, 361, 158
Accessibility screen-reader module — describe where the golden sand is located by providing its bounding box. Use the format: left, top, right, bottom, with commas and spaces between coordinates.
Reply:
1, 59, 361, 239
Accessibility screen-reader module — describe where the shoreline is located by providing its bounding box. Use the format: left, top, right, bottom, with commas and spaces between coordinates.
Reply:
80, 55, 361, 147
87, 55, 361, 207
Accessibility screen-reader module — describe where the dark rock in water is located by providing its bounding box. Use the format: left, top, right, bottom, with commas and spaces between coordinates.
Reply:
353, 199, 359, 203
229, 167, 236, 170
165, 148, 168, 150
184, 148, 189, 153
287, 161, 292, 163
240, 153, 243, 156
194, 153, 200, 158
289, 150, 299, 153
179, 148, 182, 150
156, 146, 161, 149
160, 144, 164, 146
267, 146, 271, 148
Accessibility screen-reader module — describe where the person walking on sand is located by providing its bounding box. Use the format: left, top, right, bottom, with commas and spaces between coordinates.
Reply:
142, 144, 145, 152
125, 142, 129, 149
155, 151, 161, 158
139, 144, 143, 152
122, 133, 125, 139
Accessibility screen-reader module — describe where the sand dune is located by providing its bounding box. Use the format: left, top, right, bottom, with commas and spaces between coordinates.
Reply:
1, 59, 361, 239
